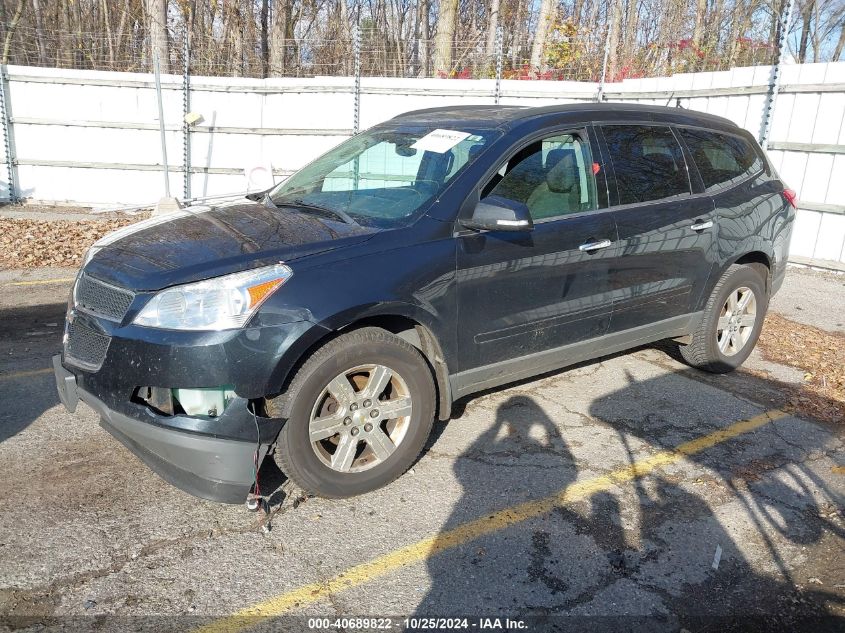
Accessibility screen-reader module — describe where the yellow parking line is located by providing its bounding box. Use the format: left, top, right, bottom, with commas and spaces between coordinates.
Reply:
6, 278, 75, 286
0, 367, 52, 381
196, 408, 788, 633
8, 278, 75, 287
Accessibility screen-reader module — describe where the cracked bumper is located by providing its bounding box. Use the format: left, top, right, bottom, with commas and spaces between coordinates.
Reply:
53, 355, 266, 503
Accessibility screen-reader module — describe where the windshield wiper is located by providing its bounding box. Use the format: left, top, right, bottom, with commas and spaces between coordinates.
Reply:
275, 199, 358, 226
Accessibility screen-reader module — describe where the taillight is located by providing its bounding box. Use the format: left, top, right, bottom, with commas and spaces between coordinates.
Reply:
782, 188, 798, 209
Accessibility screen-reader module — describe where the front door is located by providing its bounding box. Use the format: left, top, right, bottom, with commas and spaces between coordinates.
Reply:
454, 128, 618, 394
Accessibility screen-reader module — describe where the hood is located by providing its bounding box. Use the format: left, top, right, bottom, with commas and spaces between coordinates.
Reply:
83, 202, 378, 291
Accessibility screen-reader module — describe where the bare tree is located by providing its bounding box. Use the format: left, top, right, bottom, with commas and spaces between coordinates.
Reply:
834, 16, 845, 59
530, 0, 555, 69
433, 0, 458, 74
607, 0, 622, 81
270, 0, 291, 76
2, 0, 25, 64
147, 0, 170, 73
484, 0, 501, 62
32, 0, 49, 64
692, 0, 708, 49
799, 0, 816, 62
0, 0, 829, 80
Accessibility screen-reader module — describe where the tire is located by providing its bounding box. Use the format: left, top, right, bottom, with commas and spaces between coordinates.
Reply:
679, 263, 768, 373
266, 327, 436, 498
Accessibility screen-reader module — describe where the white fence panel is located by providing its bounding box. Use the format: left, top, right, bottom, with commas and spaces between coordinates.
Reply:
1, 62, 844, 268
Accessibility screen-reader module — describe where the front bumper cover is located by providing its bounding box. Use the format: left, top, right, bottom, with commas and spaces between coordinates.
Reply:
54, 355, 271, 503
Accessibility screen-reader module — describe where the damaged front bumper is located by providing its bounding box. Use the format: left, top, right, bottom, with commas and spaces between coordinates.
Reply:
53, 355, 277, 503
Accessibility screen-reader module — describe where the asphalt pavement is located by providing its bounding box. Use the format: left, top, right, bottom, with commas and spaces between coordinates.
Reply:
0, 267, 843, 632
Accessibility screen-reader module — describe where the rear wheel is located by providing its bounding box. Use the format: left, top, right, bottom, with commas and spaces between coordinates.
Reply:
266, 327, 436, 498
679, 264, 768, 373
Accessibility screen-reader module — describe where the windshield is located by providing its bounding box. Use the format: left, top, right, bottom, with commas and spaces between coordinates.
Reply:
268, 124, 498, 228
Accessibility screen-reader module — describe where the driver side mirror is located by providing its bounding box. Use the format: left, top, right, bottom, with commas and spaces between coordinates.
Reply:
459, 195, 534, 232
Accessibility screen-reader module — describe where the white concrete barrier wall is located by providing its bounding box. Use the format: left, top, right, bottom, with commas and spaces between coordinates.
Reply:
2, 63, 844, 268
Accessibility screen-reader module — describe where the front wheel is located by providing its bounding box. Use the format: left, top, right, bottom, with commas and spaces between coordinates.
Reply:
266, 327, 436, 498
679, 263, 768, 373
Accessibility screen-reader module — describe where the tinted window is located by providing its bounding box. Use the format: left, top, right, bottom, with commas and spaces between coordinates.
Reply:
601, 125, 690, 205
679, 128, 763, 191
487, 131, 598, 220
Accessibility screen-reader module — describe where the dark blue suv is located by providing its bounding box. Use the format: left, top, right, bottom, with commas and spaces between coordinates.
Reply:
53, 103, 796, 503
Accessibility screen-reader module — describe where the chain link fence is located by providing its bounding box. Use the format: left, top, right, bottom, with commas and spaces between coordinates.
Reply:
0, 1, 799, 208
2, 19, 781, 83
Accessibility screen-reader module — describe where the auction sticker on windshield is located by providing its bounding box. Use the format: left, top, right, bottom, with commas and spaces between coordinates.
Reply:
411, 129, 471, 153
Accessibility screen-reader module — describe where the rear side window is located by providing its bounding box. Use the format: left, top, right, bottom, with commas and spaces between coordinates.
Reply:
601, 125, 690, 205
678, 128, 763, 191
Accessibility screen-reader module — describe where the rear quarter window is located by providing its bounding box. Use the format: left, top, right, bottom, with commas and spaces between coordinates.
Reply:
678, 128, 763, 191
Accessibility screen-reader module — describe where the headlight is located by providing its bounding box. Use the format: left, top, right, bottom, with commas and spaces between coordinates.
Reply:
133, 264, 293, 331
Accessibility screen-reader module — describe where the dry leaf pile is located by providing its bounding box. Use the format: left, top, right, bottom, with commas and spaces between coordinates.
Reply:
756, 313, 845, 424
0, 217, 143, 269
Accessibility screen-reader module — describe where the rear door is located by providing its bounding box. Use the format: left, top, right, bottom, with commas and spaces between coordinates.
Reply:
598, 123, 716, 333
675, 126, 784, 278
454, 127, 617, 390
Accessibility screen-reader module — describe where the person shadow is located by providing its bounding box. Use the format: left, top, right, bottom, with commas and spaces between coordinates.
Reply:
415, 376, 844, 631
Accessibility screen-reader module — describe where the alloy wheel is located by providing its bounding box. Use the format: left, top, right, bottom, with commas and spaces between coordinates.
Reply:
308, 364, 413, 473
716, 286, 757, 357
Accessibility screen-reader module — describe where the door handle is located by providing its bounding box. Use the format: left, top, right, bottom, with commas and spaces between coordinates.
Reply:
579, 239, 613, 252
690, 220, 714, 231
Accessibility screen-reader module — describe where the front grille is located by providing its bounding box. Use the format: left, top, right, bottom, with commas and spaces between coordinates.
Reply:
65, 321, 111, 371
74, 274, 135, 321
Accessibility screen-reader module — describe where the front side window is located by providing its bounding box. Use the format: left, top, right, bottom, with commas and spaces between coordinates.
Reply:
601, 125, 690, 205
269, 125, 496, 228
486, 131, 598, 221
678, 128, 763, 191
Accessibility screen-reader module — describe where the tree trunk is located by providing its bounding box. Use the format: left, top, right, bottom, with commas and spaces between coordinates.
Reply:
115, 0, 130, 65
607, 0, 622, 82
147, 0, 170, 74
433, 0, 459, 75
340, 0, 350, 74
692, 0, 707, 49
484, 0, 500, 63
530, 0, 555, 70
270, 0, 291, 76
260, 0, 270, 77
573, 0, 584, 23
833, 20, 845, 61
511, 0, 526, 66
728, 0, 746, 65
1, 0, 24, 64
798, 1, 815, 63
707, 0, 724, 56
32, 0, 49, 65
419, 0, 430, 76
622, 0, 637, 73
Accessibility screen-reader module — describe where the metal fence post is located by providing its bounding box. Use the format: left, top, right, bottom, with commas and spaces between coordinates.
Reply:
153, 50, 171, 198
760, 0, 796, 150
597, 20, 612, 102
494, 27, 503, 105
0, 66, 18, 203
182, 31, 191, 200
353, 25, 361, 135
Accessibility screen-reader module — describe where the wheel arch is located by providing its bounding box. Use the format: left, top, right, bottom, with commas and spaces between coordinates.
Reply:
267, 306, 454, 421
732, 250, 772, 293
696, 248, 773, 314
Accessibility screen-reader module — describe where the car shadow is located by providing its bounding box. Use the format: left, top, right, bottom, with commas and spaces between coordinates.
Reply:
414, 353, 844, 630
